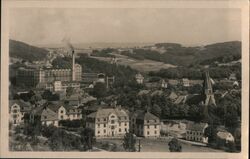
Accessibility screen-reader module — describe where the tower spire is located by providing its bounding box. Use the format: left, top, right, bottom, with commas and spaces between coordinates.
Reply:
72, 49, 75, 81
203, 70, 216, 106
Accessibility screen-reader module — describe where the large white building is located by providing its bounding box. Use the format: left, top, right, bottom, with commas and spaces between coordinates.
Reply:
9, 100, 31, 126
86, 107, 129, 138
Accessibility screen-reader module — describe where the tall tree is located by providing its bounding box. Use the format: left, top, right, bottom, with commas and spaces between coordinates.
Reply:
123, 132, 136, 152
168, 138, 182, 152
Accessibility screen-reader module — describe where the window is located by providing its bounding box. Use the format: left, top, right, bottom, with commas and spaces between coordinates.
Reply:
104, 129, 106, 133
97, 118, 100, 122
125, 123, 127, 126
147, 125, 150, 129
44, 116, 47, 119
61, 110, 64, 113
104, 118, 106, 121
155, 120, 157, 123
119, 122, 121, 126
124, 117, 127, 120
155, 131, 157, 134
118, 117, 121, 120
155, 125, 157, 129
111, 120, 115, 124
119, 128, 121, 132
98, 124, 100, 128
147, 120, 149, 123
125, 128, 127, 132
13, 110, 18, 113
98, 131, 100, 134
147, 131, 149, 135
111, 115, 115, 118
104, 124, 106, 127
61, 115, 64, 119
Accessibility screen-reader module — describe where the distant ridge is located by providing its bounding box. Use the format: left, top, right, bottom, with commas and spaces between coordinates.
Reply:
9, 39, 49, 61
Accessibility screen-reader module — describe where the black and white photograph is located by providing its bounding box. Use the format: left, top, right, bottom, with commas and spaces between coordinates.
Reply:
1, 0, 249, 158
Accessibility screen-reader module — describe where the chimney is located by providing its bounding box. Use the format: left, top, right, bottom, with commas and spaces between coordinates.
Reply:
72, 49, 75, 81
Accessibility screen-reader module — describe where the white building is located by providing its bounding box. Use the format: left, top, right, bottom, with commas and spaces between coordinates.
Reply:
135, 73, 144, 84
9, 100, 31, 126
186, 122, 208, 143
86, 107, 129, 138
130, 110, 161, 138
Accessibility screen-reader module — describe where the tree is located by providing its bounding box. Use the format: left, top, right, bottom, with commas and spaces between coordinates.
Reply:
91, 82, 107, 98
123, 132, 136, 152
66, 87, 74, 97
168, 138, 182, 152
151, 104, 162, 117
42, 90, 53, 100
79, 128, 95, 151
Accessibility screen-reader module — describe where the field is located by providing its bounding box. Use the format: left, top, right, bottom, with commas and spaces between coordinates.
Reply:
89, 53, 176, 72
96, 137, 224, 152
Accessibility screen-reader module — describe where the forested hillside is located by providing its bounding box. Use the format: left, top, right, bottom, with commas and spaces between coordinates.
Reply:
9, 39, 48, 61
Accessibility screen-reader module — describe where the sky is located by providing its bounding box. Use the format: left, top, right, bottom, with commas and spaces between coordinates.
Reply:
9, 8, 241, 46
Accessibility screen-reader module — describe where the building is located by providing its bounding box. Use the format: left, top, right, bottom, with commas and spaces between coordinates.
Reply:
9, 100, 32, 126
203, 71, 216, 106
30, 105, 59, 127
181, 78, 190, 87
15, 49, 82, 88
130, 110, 161, 138
186, 122, 208, 143
135, 73, 144, 84
44, 81, 81, 92
216, 131, 235, 143
86, 106, 129, 138
229, 73, 237, 81
160, 79, 168, 88
82, 73, 106, 84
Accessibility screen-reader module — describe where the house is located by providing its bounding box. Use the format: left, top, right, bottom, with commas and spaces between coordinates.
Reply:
174, 95, 188, 105
216, 131, 235, 143
181, 78, 190, 87
9, 100, 32, 126
229, 73, 237, 81
30, 105, 59, 127
186, 122, 208, 143
86, 106, 129, 138
160, 79, 168, 88
160, 120, 189, 138
167, 79, 179, 86
135, 73, 144, 84
130, 110, 161, 138
168, 92, 178, 101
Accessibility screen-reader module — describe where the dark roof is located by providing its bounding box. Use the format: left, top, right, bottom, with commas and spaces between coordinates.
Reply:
186, 122, 208, 131
9, 100, 32, 112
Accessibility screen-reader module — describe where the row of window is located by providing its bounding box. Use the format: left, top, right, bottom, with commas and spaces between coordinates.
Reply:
97, 122, 128, 128
147, 131, 158, 135
187, 136, 203, 141
146, 125, 158, 129
187, 131, 203, 136
97, 116, 128, 122
97, 128, 128, 134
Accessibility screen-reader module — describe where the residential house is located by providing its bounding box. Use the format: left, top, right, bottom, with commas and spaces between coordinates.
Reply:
30, 105, 59, 127
216, 130, 235, 144
160, 79, 168, 88
181, 78, 190, 87
9, 100, 32, 126
167, 79, 179, 86
130, 110, 161, 138
135, 73, 144, 84
186, 122, 208, 143
86, 106, 129, 138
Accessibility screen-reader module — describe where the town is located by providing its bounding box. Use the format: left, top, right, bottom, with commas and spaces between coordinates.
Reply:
9, 40, 241, 152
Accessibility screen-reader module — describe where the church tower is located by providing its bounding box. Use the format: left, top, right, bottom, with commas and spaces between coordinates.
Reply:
203, 71, 216, 106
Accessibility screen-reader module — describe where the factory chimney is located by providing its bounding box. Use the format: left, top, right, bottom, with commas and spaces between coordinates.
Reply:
72, 49, 75, 81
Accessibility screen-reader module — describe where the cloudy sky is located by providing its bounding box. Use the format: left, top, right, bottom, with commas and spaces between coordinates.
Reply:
9, 8, 241, 46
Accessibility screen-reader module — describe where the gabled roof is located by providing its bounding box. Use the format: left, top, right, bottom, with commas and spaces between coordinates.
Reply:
132, 110, 159, 121
41, 107, 58, 121
186, 122, 208, 131
9, 100, 32, 112
87, 107, 128, 119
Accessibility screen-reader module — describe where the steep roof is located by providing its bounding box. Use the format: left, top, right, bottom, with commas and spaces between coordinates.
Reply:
87, 107, 128, 119
133, 110, 159, 121
9, 100, 32, 112
186, 122, 208, 131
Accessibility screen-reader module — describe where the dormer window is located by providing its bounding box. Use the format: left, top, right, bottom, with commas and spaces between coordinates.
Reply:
111, 115, 115, 118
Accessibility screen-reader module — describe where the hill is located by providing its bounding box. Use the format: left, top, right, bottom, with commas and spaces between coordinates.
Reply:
121, 41, 241, 66
9, 39, 49, 61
